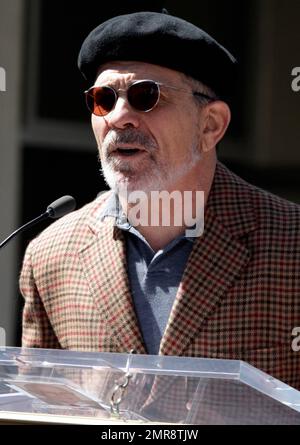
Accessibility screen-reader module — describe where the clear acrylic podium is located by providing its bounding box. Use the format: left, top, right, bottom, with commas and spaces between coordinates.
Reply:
0, 346, 300, 425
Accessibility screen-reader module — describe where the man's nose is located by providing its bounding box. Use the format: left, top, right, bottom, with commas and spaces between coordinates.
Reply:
104, 97, 140, 129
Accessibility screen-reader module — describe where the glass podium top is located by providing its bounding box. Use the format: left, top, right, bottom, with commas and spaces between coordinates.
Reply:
0, 347, 299, 425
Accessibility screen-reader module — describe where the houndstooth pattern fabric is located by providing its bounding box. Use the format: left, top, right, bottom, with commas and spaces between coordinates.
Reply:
20, 162, 300, 390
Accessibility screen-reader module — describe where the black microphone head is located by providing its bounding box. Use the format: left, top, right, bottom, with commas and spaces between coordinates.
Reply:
46, 195, 76, 219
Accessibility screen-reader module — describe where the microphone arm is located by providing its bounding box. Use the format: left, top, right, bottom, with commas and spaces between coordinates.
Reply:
0, 195, 76, 250
0, 212, 49, 249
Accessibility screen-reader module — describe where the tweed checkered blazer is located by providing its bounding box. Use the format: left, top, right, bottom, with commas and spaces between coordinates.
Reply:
20, 162, 300, 390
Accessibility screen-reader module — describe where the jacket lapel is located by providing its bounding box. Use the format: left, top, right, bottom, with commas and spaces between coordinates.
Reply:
160, 162, 257, 356
78, 199, 146, 354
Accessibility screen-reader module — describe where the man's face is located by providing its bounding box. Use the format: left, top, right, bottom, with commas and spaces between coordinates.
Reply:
91, 61, 204, 193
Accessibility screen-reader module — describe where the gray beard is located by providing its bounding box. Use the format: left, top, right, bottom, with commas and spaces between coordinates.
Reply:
99, 127, 202, 193
99, 143, 202, 195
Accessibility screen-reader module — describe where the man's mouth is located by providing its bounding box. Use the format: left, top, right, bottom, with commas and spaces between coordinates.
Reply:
112, 146, 146, 157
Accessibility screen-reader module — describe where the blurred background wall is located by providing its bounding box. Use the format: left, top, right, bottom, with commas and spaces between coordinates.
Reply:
0, 0, 299, 345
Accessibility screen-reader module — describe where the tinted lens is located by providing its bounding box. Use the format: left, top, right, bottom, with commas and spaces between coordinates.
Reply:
86, 86, 116, 116
128, 81, 160, 112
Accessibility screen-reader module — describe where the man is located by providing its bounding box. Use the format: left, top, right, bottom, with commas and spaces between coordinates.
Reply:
20, 11, 300, 391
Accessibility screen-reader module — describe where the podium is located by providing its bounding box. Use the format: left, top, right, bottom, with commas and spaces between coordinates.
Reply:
0, 346, 300, 425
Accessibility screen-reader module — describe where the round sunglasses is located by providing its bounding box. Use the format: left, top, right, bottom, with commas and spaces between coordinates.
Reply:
84, 79, 214, 117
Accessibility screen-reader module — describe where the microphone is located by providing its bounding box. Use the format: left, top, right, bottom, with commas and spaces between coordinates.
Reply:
0, 195, 76, 250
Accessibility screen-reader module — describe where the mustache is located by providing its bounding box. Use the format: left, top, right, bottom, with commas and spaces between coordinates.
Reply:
101, 129, 158, 155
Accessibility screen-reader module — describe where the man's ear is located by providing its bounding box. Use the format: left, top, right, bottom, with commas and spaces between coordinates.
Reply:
201, 101, 231, 152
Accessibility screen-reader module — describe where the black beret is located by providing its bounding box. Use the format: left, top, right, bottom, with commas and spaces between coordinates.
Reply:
78, 11, 237, 102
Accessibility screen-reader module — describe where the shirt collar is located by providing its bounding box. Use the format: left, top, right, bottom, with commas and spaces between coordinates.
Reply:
99, 192, 130, 229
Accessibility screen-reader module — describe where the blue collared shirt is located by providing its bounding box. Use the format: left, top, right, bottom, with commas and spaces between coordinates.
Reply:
100, 193, 195, 354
